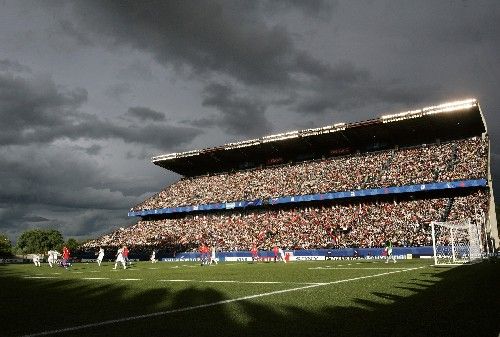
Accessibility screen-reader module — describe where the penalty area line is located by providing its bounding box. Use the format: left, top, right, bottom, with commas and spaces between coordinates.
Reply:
22, 266, 424, 337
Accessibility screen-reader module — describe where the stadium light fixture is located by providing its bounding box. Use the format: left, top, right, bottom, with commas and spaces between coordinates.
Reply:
175, 150, 200, 158
422, 98, 477, 116
151, 153, 178, 162
381, 98, 477, 123
301, 123, 346, 137
224, 139, 261, 150
262, 131, 300, 143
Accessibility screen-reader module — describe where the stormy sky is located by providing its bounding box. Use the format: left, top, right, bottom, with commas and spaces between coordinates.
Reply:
0, 0, 499, 242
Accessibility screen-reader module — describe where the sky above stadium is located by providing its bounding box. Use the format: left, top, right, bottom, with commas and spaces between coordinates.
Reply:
0, 0, 499, 242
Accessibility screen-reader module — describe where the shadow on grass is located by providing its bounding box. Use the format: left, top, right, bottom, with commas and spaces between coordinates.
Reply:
0, 262, 498, 337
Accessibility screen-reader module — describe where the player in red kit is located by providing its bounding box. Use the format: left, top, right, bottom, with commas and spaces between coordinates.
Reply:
251, 245, 259, 263
122, 246, 130, 266
62, 246, 71, 269
272, 245, 279, 262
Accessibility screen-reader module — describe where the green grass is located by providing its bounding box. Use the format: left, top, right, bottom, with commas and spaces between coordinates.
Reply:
0, 259, 498, 337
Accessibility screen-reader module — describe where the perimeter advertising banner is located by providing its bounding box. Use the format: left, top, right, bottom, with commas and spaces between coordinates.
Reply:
130, 179, 486, 217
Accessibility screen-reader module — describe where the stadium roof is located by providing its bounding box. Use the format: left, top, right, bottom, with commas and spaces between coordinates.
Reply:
152, 99, 486, 177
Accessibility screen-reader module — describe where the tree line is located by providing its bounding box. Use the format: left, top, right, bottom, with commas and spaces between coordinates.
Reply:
0, 229, 83, 258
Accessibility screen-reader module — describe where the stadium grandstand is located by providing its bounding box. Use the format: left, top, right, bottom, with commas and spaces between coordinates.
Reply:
82, 98, 498, 261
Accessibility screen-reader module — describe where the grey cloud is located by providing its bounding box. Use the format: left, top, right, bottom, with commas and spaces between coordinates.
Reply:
263, 0, 335, 18
85, 144, 102, 155
294, 68, 442, 114
22, 216, 50, 222
201, 83, 273, 137
64, 1, 350, 89
0, 72, 201, 150
0, 59, 31, 73
58, 19, 93, 46
127, 106, 166, 122
104, 82, 132, 100
65, 1, 426, 118
117, 60, 156, 82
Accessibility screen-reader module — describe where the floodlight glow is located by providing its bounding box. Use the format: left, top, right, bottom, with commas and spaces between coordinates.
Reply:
381, 98, 476, 123
224, 139, 260, 150
262, 130, 300, 143
176, 150, 200, 158
151, 153, 178, 162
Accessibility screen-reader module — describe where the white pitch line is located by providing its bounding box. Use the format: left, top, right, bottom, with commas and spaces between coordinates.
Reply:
119, 278, 142, 281
83, 277, 110, 280
309, 267, 411, 270
158, 279, 194, 282
23, 276, 58, 279
22, 266, 425, 337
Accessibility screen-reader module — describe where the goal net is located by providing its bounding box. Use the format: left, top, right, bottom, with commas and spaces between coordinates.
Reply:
430, 219, 483, 266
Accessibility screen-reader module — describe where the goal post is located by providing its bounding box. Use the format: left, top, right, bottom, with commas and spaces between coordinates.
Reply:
431, 219, 483, 266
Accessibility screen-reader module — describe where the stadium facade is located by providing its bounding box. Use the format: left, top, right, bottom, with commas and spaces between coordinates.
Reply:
85, 99, 498, 258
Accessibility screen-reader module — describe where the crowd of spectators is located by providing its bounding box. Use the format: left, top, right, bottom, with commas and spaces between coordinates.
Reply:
132, 137, 488, 211
84, 190, 488, 253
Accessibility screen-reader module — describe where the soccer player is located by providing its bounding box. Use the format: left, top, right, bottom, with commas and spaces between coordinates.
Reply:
96, 247, 105, 266
385, 240, 396, 263
62, 246, 71, 269
251, 245, 259, 263
278, 247, 287, 263
47, 249, 60, 267
210, 245, 218, 265
150, 250, 157, 263
199, 243, 209, 266
114, 246, 126, 269
32, 254, 41, 267
122, 246, 130, 266
272, 245, 279, 262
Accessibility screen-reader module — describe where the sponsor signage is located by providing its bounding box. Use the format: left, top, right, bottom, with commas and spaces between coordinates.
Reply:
129, 179, 486, 217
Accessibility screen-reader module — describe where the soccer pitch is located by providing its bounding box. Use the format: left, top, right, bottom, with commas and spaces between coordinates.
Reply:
1, 260, 498, 337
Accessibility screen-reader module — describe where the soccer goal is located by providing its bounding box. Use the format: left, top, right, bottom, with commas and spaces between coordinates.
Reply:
430, 219, 483, 266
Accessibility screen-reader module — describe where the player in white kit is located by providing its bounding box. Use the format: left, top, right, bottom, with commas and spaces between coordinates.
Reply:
278, 248, 286, 263
32, 254, 41, 267
96, 247, 105, 266
150, 250, 157, 263
113, 246, 126, 269
47, 249, 60, 267
211, 246, 218, 264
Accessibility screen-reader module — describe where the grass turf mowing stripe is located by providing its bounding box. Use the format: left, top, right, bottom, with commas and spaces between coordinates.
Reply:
22, 266, 424, 337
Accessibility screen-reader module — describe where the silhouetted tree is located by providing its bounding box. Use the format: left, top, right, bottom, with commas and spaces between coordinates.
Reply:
16, 229, 64, 254
0, 233, 12, 257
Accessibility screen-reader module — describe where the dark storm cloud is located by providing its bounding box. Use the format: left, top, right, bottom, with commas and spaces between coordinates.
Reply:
63, 0, 438, 119
0, 71, 201, 150
104, 82, 132, 100
263, 0, 335, 18
0, 59, 31, 73
84, 144, 102, 155
58, 20, 93, 46
127, 106, 166, 122
200, 83, 272, 137
0, 148, 131, 209
296, 79, 441, 114
22, 216, 50, 223
0, 142, 172, 240
67, 1, 297, 87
